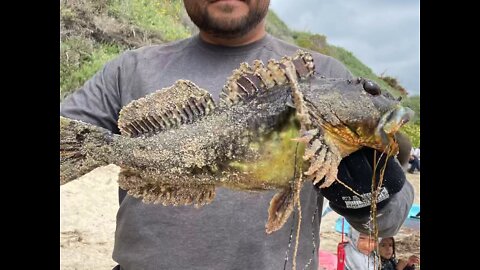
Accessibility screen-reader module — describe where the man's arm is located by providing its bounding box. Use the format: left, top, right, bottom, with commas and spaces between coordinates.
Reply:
312, 54, 354, 80
60, 56, 124, 133
321, 148, 414, 237
335, 180, 414, 236
60, 56, 128, 204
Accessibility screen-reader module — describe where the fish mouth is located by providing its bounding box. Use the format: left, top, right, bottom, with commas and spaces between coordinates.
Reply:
376, 106, 415, 150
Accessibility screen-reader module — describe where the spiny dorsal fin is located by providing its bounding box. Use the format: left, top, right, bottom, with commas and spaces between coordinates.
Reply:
291, 49, 315, 79
219, 50, 315, 106
118, 80, 216, 137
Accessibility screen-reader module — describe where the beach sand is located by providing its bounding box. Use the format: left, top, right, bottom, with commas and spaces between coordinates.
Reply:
60, 165, 420, 269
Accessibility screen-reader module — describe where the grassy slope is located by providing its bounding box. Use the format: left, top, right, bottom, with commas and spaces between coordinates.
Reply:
60, 0, 419, 145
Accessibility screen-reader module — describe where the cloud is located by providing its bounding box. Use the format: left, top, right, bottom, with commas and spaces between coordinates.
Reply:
270, 0, 420, 95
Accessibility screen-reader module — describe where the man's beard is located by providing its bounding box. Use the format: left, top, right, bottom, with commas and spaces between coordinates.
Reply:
189, 4, 267, 39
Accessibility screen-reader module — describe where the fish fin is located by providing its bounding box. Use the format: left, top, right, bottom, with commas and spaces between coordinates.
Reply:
266, 187, 295, 234
118, 168, 216, 207
219, 50, 315, 106
302, 131, 344, 188
291, 128, 319, 143
60, 116, 113, 185
118, 80, 217, 137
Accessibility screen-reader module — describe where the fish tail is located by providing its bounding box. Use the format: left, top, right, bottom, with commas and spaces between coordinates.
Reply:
60, 116, 114, 185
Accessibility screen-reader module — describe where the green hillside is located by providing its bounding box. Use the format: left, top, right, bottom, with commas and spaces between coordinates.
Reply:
60, 0, 419, 145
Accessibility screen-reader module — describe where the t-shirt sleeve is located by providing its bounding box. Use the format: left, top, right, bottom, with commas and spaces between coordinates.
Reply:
332, 180, 415, 237
312, 54, 354, 80
60, 56, 124, 133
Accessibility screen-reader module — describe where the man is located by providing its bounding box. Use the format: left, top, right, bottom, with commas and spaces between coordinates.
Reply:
60, 1, 414, 269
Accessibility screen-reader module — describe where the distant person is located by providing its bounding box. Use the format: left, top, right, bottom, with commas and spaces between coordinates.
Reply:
379, 237, 420, 270
343, 228, 380, 270
408, 146, 420, 174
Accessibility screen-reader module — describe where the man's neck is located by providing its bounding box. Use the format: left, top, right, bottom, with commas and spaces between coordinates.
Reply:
199, 20, 266, 47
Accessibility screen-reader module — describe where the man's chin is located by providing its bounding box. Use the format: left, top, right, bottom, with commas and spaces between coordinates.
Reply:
205, 16, 250, 37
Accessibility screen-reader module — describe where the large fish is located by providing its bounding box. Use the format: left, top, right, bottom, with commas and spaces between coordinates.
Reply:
60, 50, 413, 233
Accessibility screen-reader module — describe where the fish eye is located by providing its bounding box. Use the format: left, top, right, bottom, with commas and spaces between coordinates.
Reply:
363, 80, 381, 96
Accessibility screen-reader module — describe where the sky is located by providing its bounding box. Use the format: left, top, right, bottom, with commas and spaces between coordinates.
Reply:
270, 0, 420, 96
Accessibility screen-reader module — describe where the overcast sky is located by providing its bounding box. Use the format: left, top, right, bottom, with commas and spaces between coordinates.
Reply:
270, 0, 420, 96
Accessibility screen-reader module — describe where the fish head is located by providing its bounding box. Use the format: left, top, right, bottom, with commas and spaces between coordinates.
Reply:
300, 76, 414, 156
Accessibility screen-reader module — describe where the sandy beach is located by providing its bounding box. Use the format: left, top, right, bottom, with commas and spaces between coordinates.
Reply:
60, 165, 420, 270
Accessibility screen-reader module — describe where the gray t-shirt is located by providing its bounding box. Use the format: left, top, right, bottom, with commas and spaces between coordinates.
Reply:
60, 34, 413, 270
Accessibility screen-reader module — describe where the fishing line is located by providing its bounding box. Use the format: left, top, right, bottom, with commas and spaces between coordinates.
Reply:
302, 204, 318, 270
283, 141, 300, 270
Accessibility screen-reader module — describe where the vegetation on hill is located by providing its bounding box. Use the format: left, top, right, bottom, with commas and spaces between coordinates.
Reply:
60, 0, 419, 146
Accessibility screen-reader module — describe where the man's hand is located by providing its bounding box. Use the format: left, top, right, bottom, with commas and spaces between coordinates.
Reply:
319, 147, 406, 214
